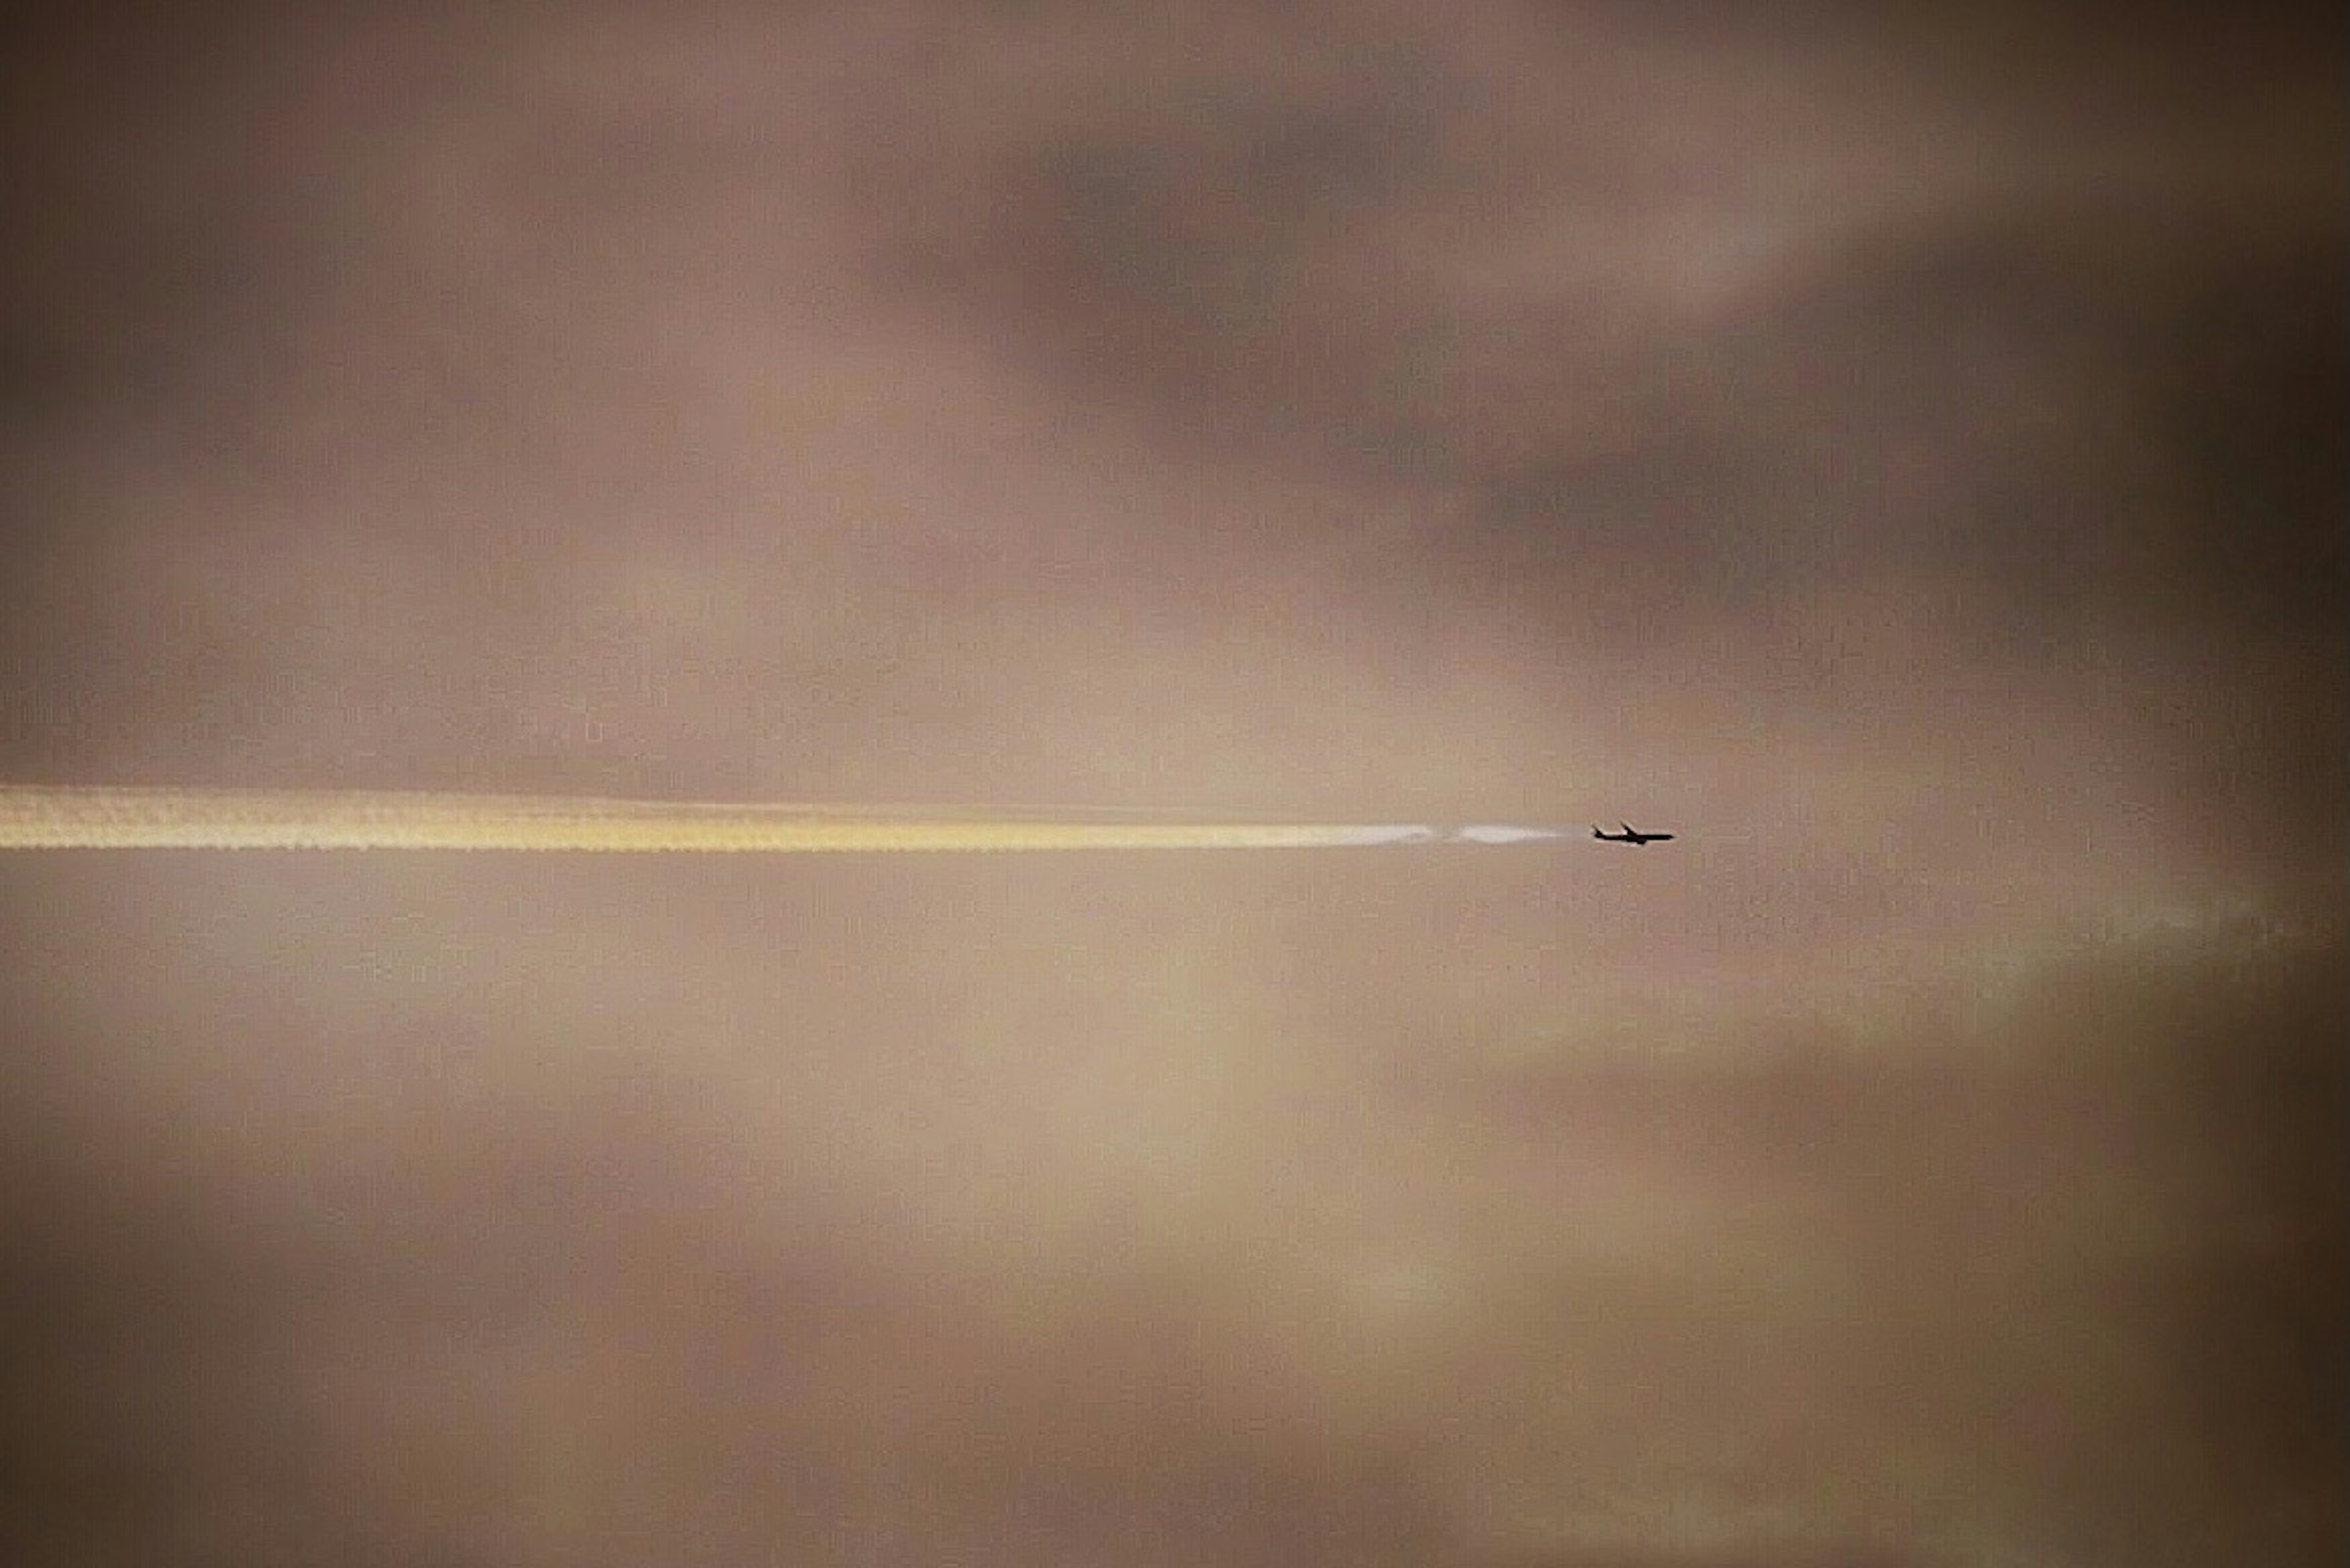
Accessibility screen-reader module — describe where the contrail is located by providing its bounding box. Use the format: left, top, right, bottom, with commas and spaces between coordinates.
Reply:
0, 786, 1578, 853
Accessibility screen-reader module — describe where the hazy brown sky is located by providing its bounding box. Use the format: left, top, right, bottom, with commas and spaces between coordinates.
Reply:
1, 4, 2342, 1564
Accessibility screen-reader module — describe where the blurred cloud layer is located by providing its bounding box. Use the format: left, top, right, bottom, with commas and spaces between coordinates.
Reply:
1, 4, 2341, 1564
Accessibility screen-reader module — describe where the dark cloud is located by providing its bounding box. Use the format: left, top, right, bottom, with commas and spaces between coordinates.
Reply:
834, 0, 2341, 728
2, 2, 2341, 1564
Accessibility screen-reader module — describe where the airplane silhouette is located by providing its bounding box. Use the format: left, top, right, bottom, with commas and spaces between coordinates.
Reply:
1592, 821, 1674, 845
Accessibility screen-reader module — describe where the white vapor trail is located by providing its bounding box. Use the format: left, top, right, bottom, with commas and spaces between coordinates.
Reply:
0, 787, 1578, 853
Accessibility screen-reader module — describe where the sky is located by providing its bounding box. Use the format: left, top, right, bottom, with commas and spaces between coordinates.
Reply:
0, 3, 2342, 1564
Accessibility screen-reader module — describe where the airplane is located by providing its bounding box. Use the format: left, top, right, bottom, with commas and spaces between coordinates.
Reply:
1592, 821, 1674, 845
